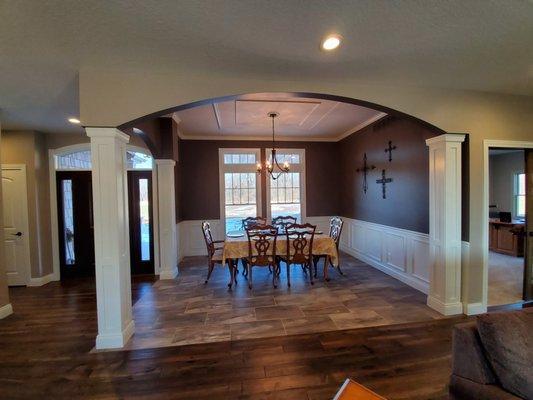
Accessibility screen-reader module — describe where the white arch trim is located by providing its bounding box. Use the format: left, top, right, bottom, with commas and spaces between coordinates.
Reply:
48, 143, 160, 282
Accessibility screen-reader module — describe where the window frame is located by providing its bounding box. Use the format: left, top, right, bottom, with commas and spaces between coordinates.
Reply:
265, 148, 306, 222
218, 148, 262, 234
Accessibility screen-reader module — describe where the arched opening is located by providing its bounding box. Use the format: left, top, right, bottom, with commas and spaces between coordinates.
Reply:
80, 91, 468, 350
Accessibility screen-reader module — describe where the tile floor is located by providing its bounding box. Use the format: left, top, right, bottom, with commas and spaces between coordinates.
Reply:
125, 252, 443, 350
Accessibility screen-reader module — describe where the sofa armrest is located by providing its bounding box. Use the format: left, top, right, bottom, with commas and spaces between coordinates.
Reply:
450, 375, 521, 400
452, 322, 496, 384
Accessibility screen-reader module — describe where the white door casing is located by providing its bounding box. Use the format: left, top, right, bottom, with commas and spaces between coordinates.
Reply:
1, 165, 31, 286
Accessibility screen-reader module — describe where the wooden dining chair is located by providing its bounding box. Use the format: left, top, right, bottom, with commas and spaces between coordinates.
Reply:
201, 221, 232, 285
272, 215, 297, 231
242, 216, 267, 230
245, 224, 278, 289
313, 216, 344, 280
241, 217, 267, 276
282, 223, 316, 287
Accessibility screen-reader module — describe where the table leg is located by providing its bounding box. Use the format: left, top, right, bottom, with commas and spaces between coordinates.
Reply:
324, 256, 330, 282
228, 259, 235, 288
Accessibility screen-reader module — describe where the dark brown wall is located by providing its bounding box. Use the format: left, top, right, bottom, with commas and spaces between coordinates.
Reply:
339, 116, 440, 234
178, 140, 340, 221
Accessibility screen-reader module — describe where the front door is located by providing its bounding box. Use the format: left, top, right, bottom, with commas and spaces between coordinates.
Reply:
127, 171, 155, 275
2, 165, 31, 286
524, 149, 533, 300
56, 171, 95, 278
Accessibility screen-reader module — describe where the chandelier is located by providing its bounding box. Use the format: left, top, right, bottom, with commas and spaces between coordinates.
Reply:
256, 112, 290, 180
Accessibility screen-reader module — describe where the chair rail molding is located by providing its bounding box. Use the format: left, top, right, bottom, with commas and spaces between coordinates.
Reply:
426, 134, 465, 315
87, 127, 134, 349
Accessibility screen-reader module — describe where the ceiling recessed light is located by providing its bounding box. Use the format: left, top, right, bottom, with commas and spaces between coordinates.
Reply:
321, 34, 342, 51
68, 117, 80, 124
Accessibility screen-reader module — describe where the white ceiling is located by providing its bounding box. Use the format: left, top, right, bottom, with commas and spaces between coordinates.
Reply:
174, 94, 386, 141
0, 0, 532, 134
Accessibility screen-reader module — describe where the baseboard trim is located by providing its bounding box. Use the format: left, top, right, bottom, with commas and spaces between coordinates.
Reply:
95, 319, 135, 349
427, 295, 463, 316
465, 302, 486, 315
340, 244, 429, 295
27, 273, 55, 287
0, 303, 13, 319
159, 266, 179, 280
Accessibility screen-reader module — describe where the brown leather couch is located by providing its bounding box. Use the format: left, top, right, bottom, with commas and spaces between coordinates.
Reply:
449, 308, 532, 400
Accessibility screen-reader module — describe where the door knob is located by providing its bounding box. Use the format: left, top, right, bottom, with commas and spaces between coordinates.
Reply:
11, 232, 22, 237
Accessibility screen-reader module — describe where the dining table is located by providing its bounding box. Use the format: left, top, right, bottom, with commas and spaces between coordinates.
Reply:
222, 230, 340, 286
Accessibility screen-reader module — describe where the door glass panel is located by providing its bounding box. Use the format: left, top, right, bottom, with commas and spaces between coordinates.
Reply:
270, 172, 301, 222
224, 172, 257, 233
138, 178, 151, 261
61, 180, 75, 265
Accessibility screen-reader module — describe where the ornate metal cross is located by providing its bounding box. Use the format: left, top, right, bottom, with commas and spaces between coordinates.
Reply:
356, 153, 375, 193
376, 169, 393, 199
384, 140, 397, 162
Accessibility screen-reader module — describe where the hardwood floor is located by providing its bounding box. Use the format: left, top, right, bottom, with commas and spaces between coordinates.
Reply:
129, 253, 442, 349
0, 254, 467, 399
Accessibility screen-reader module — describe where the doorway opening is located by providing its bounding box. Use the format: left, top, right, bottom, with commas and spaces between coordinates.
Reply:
52, 146, 156, 279
487, 147, 532, 307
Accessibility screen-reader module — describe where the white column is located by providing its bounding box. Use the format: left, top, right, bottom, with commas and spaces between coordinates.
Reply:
426, 134, 466, 315
87, 127, 134, 349
155, 159, 178, 279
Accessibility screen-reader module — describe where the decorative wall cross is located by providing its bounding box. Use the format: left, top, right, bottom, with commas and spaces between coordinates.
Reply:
376, 169, 393, 199
356, 153, 375, 193
384, 140, 397, 162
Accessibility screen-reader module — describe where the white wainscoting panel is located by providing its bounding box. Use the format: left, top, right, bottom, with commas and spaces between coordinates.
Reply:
178, 220, 223, 257
340, 218, 430, 294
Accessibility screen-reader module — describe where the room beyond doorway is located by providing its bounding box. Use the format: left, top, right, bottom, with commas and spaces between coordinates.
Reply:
486, 145, 532, 307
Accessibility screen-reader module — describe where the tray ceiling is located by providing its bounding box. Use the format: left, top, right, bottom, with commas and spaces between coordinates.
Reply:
174, 95, 386, 141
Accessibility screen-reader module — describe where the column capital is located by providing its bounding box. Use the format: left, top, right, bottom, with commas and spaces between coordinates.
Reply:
426, 134, 466, 147
155, 159, 176, 167
86, 127, 130, 143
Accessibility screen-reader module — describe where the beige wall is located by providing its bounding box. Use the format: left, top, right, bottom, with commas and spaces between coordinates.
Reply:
0, 125, 11, 307
79, 69, 533, 308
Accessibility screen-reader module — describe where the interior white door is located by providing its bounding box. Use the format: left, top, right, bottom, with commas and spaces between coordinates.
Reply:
2, 165, 30, 286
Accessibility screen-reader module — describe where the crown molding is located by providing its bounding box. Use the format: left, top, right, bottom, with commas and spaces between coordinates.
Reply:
336, 112, 388, 142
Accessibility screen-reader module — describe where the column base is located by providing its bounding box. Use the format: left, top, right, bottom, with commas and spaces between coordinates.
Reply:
427, 295, 463, 316
0, 303, 13, 319
95, 320, 135, 349
159, 266, 179, 280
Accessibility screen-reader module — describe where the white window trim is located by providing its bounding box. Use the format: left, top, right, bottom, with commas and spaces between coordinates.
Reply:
265, 148, 306, 222
218, 148, 262, 233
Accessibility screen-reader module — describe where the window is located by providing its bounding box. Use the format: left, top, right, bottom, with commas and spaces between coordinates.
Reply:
127, 151, 153, 170
55, 149, 153, 170
267, 149, 305, 222
515, 173, 526, 217
56, 150, 92, 170
220, 149, 261, 234
61, 179, 75, 265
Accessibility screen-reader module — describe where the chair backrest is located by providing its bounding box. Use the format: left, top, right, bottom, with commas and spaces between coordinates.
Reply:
242, 216, 267, 230
329, 216, 344, 248
272, 215, 297, 231
284, 223, 316, 265
246, 224, 278, 266
201, 221, 215, 256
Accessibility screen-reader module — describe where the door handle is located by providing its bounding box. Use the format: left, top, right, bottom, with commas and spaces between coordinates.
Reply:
11, 232, 22, 237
